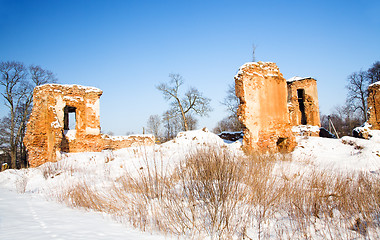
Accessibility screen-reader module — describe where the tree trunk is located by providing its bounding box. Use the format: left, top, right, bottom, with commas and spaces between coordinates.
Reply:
176, 98, 188, 131
361, 92, 367, 122
20, 141, 28, 168
10, 145, 17, 169
181, 112, 188, 131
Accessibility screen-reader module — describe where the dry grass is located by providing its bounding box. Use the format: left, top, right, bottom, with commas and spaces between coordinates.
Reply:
40, 160, 77, 179
49, 146, 380, 239
16, 174, 28, 193
104, 150, 115, 163
162, 147, 248, 239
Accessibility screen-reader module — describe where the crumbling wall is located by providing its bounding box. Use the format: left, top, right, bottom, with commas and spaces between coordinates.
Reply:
234, 62, 296, 153
287, 77, 320, 127
24, 84, 154, 167
367, 82, 380, 130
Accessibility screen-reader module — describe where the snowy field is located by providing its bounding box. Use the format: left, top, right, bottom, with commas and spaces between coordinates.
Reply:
0, 189, 169, 240
1, 128, 380, 239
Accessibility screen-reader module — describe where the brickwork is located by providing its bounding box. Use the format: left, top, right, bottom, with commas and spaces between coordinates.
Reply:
24, 84, 154, 167
234, 62, 296, 153
367, 82, 380, 130
287, 77, 320, 127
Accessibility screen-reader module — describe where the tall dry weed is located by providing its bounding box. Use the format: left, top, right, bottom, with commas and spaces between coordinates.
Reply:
167, 147, 248, 239
48, 145, 380, 239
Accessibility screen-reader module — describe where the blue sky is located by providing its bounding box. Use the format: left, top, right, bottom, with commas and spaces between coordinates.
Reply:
1, 0, 379, 135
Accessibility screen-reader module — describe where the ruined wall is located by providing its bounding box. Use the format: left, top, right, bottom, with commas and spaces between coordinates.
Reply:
287, 77, 320, 128
24, 84, 154, 167
234, 62, 296, 153
367, 82, 380, 130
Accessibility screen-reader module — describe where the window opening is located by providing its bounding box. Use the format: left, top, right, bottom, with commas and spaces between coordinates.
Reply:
297, 89, 307, 125
64, 106, 77, 130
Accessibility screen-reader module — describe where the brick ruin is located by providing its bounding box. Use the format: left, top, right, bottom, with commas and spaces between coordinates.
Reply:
287, 77, 321, 136
352, 82, 380, 139
235, 62, 297, 153
367, 82, 380, 130
235, 62, 322, 153
24, 84, 154, 167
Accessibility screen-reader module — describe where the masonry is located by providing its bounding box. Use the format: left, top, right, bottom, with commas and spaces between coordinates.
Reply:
24, 84, 154, 167
287, 76, 320, 136
367, 82, 380, 130
235, 62, 297, 153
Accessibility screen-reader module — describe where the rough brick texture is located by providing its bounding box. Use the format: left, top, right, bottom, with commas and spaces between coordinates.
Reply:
24, 84, 154, 167
367, 82, 380, 130
235, 62, 296, 153
287, 77, 320, 127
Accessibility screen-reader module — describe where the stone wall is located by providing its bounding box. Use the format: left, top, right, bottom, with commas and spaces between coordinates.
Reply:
367, 82, 380, 130
287, 77, 320, 127
287, 77, 320, 137
24, 84, 154, 167
234, 62, 296, 153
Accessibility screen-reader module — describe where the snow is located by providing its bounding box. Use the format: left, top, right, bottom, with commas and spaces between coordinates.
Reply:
0, 188, 170, 240
353, 122, 380, 143
63, 95, 84, 102
36, 84, 102, 93
49, 106, 62, 129
50, 120, 61, 129
219, 131, 243, 134
64, 130, 76, 140
102, 134, 154, 141
292, 125, 320, 133
291, 136, 380, 171
234, 61, 277, 79
371, 130, 380, 142
245, 71, 264, 78
1, 128, 380, 239
287, 76, 313, 82
369, 80, 380, 87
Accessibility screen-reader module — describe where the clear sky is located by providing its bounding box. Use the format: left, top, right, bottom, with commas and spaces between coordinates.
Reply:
1, 0, 379, 135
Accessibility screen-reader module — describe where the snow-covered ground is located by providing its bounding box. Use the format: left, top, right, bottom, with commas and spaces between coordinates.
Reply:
1, 128, 380, 239
0, 188, 169, 240
292, 135, 380, 171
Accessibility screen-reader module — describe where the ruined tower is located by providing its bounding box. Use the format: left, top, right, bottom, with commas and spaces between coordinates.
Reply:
24, 84, 154, 167
234, 62, 296, 153
367, 82, 380, 130
287, 77, 320, 131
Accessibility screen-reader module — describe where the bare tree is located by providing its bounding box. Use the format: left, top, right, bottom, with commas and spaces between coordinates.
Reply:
320, 104, 362, 137
146, 114, 162, 139
218, 83, 243, 132
162, 110, 181, 141
185, 114, 198, 131
345, 61, 380, 124
0, 117, 10, 147
222, 84, 239, 117
346, 71, 368, 122
156, 73, 212, 131
213, 116, 243, 134
0, 61, 57, 168
367, 61, 380, 84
